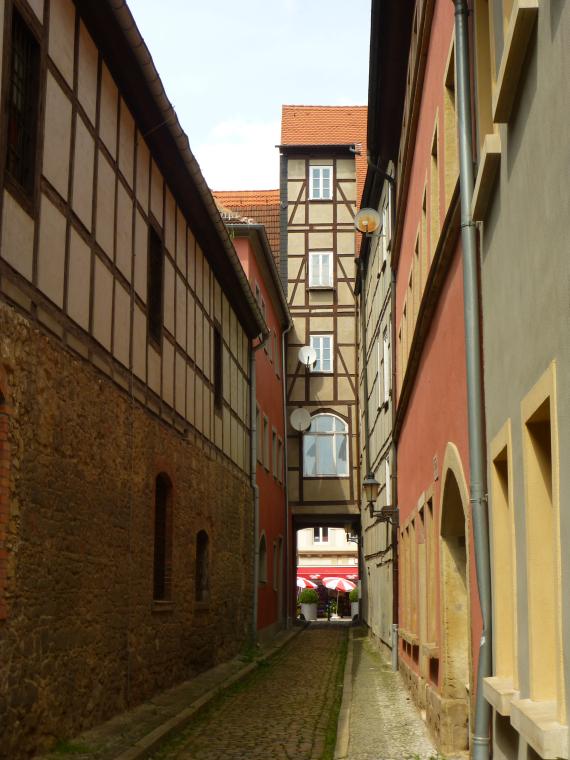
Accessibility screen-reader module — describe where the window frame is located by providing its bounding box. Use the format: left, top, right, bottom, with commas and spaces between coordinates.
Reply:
309, 165, 333, 200
303, 413, 349, 478
313, 527, 329, 544
310, 334, 333, 374
308, 251, 334, 289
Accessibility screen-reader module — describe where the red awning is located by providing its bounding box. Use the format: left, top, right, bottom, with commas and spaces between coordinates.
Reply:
297, 566, 359, 582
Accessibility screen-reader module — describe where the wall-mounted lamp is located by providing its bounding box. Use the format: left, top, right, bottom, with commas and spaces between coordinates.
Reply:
354, 208, 381, 236
362, 471, 399, 526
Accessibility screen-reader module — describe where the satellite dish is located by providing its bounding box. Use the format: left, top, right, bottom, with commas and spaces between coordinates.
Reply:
298, 345, 317, 369
354, 207, 381, 234
290, 407, 311, 432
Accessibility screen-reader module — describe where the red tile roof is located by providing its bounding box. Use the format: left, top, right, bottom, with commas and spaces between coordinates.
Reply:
281, 105, 368, 205
213, 190, 281, 265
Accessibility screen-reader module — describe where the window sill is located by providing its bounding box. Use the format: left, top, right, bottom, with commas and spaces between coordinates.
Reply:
308, 198, 333, 203
421, 642, 439, 658
510, 697, 568, 759
308, 285, 335, 291
483, 675, 519, 716
471, 133, 502, 222
493, 0, 539, 123
152, 600, 174, 613
399, 629, 419, 646
303, 474, 350, 480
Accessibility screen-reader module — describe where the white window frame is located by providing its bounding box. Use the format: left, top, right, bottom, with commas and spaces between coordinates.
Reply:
310, 334, 333, 373
313, 527, 329, 544
309, 251, 333, 288
303, 413, 349, 478
309, 165, 333, 200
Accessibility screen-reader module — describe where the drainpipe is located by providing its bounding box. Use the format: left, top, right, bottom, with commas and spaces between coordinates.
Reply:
453, 2, 492, 758
281, 320, 293, 628
250, 332, 270, 645
359, 257, 372, 480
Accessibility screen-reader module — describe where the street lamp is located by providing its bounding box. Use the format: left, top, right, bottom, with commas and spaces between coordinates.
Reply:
362, 471, 399, 526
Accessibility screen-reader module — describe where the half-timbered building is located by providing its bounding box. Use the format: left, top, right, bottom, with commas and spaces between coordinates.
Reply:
279, 106, 367, 617
0, 0, 265, 755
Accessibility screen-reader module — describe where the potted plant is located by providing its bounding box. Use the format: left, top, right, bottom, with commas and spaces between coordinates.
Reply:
349, 588, 359, 620
298, 588, 319, 621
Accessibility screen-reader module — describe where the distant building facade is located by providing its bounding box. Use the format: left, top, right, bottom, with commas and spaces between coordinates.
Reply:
0, 1, 265, 756
297, 526, 358, 578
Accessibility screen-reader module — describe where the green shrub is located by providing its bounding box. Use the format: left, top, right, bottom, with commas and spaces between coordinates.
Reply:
298, 588, 319, 604
349, 588, 359, 602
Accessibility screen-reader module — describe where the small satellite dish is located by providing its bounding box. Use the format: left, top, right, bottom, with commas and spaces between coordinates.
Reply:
354, 207, 381, 234
298, 345, 317, 369
290, 407, 311, 432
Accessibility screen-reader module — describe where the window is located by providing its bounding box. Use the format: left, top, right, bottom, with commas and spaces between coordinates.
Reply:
5, 9, 40, 198
274, 334, 280, 377
313, 527, 329, 544
272, 541, 278, 591
272, 429, 277, 477
385, 457, 392, 507
258, 534, 267, 584
383, 327, 391, 405
195, 530, 209, 602
213, 326, 223, 411
153, 474, 173, 601
309, 166, 332, 200
277, 438, 284, 483
303, 413, 349, 477
256, 405, 262, 463
148, 226, 164, 345
310, 334, 333, 373
263, 414, 269, 469
309, 252, 333, 288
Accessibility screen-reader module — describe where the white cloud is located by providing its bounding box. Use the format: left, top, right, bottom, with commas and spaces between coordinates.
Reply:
194, 119, 281, 191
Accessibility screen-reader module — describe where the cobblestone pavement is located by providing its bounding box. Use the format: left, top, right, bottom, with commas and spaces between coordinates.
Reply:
150, 623, 348, 760
347, 629, 438, 760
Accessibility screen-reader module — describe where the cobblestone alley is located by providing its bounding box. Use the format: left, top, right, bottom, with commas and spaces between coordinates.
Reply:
148, 624, 347, 760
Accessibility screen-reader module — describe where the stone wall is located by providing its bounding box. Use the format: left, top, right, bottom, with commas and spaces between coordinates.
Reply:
0, 303, 254, 759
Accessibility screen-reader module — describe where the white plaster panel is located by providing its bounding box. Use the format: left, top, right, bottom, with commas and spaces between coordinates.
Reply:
203, 387, 211, 441
28, 0, 44, 21
195, 308, 203, 370
336, 159, 355, 179
37, 194, 66, 307
118, 99, 135, 188
133, 209, 147, 301
136, 139, 149, 212
175, 350, 186, 416
132, 304, 146, 381
115, 182, 132, 280
67, 227, 91, 330
222, 406, 230, 457
288, 160, 306, 179
186, 291, 195, 358
187, 229, 196, 289
150, 160, 163, 222
77, 22, 97, 126
72, 117, 94, 231
43, 73, 71, 199
176, 208, 186, 274
162, 338, 174, 408
1, 191, 34, 280
99, 64, 118, 159
337, 204, 355, 225
309, 232, 334, 249
288, 232, 306, 254
213, 279, 221, 324
309, 377, 334, 401
147, 344, 160, 395
164, 190, 175, 256
163, 257, 175, 335
337, 182, 356, 203
337, 377, 355, 402
309, 203, 333, 225
195, 245, 203, 303
230, 414, 238, 464
337, 232, 356, 254
338, 315, 356, 343
222, 346, 230, 403
175, 273, 186, 349
95, 151, 115, 258
92, 257, 113, 350
186, 365, 195, 426
202, 259, 210, 313
48, 0, 74, 87
288, 180, 304, 200
337, 281, 354, 306
194, 376, 203, 434
113, 282, 130, 367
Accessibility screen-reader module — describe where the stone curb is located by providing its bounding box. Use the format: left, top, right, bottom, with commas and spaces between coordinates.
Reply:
112, 626, 304, 760
333, 626, 354, 760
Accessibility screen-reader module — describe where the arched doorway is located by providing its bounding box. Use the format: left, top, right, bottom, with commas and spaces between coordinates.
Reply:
439, 445, 470, 751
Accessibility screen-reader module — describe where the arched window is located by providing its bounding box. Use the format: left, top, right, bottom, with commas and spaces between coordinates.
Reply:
153, 473, 173, 601
258, 534, 267, 584
303, 414, 349, 477
195, 530, 209, 602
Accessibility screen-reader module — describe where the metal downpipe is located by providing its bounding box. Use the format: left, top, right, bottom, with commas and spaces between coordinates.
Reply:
453, 1, 492, 758
281, 321, 293, 628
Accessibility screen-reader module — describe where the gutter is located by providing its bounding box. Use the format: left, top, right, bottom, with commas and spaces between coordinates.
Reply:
106, 0, 267, 340
453, 2, 492, 757
281, 320, 293, 628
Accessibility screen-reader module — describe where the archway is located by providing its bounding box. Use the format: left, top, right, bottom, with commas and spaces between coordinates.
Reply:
438, 446, 470, 751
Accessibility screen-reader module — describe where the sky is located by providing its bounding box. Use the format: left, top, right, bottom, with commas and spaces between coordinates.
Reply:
127, 0, 371, 191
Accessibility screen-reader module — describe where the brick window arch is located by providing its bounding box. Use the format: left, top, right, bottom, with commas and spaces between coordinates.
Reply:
153, 473, 173, 601
195, 530, 209, 602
